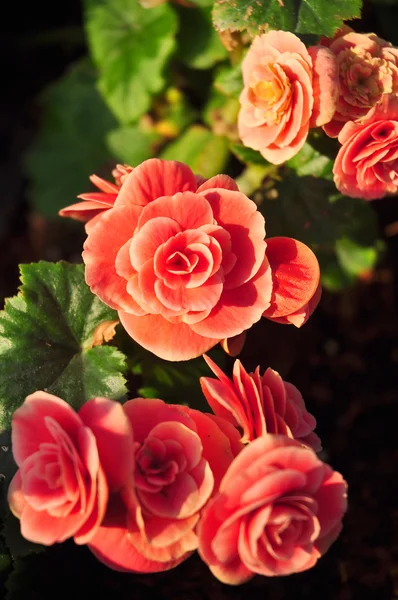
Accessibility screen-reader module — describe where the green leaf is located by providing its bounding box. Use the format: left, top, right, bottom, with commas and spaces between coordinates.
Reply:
176, 6, 228, 70
161, 125, 229, 178
295, 0, 362, 36
107, 125, 161, 166
335, 238, 379, 276
85, 0, 177, 124
286, 141, 334, 179
213, 0, 362, 37
136, 347, 227, 411
214, 62, 244, 98
0, 262, 127, 431
25, 60, 117, 218
230, 143, 269, 165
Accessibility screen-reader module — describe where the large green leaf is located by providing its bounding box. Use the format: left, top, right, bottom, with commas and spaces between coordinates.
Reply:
212, 0, 362, 37
0, 262, 127, 431
85, 0, 177, 124
176, 5, 228, 70
25, 60, 117, 218
161, 125, 229, 178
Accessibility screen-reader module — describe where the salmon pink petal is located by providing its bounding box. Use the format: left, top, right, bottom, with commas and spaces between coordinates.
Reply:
58, 199, 113, 222
78, 397, 135, 492
118, 312, 219, 361
83, 203, 143, 312
18, 501, 91, 545
74, 464, 108, 545
308, 46, 339, 128
137, 191, 213, 232
220, 331, 247, 357
130, 217, 182, 271
115, 159, 197, 208
8, 471, 26, 518
197, 175, 239, 192
88, 497, 186, 573
200, 189, 266, 289
139, 473, 201, 519
115, 239, 135, 281
149, 421, 202, 471
314, 469, 348, 537
11, 392, 82, 467
90, 174, 119, 193
263, 237, 320, 319
123, 397, 196, 444
190, 258, 272, 339
179, 407, 241, 490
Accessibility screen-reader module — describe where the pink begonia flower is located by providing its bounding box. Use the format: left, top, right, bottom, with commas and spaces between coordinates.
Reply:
322, 29, 398, 138
334, 94, 398, 200
238, 31, 338, 165
198, 435, 348, 584
200, 355, 321, 451
58, 165, 133, 234
262, 237, 321, 327
8, 392, 134, 546
88, 398, 243, 573
82, 159, 321, 361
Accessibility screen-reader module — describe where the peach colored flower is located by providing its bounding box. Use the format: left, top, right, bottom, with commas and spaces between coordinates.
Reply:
88, 398, 243, 573
8, 392, 134, 546
334, 94, 398, 199
323, 30, 398, 138
198, 435, 347, 584
238, 31, 338, 164
200, 355, 321, 451
83, 158, 273, 361
262, 237, 321, 327
59, 165, 133, 234
83, 160, 322, 360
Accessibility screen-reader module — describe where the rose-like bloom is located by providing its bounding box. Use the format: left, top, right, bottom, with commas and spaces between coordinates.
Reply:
83, 159, 321, 360
334, 94, 398, 199
83, 158, 272, 361
198, 435, 347, 584
262, 237, 321, 327
238, 31, 338, 164
88, 398, 243, 573
322, 29, 398, 138
59, 165, 133, 233
8, 392, 134, 546
200, 355, 321, 451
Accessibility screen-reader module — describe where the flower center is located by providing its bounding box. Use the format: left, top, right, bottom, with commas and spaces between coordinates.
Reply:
248, 63, 291, 124
134, 438, 180, 493
166, 250, 198, 275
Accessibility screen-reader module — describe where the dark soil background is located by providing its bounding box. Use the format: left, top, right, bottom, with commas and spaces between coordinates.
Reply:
0, 2, 397, 599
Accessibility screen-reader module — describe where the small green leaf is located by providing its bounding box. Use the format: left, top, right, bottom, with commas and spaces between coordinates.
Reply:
176, 6, 228, 70
286, 141, 334, 179
335, 238, 378, 276
85, 0, 177, 124
161, 125, 229, 178
214, 63, 244, 99
213, 0, 362, 37
230, 144, 269, 165
137, 347, 227, 411
25, 60, 117, 218
107, 125, 161, 166
0, 262, 127, 431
